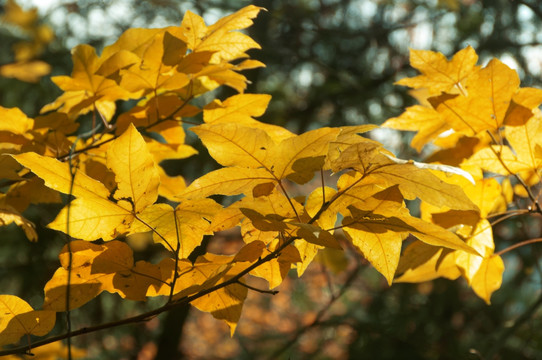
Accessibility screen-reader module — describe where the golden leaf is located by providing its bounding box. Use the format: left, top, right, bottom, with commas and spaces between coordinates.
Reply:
471, 255, 504, 304
0, 295, 55, 346
396, 46, 478, 95
106, 123, 160, 212
179, 167, 276, 200
130, 199, 221, 257
42, 44, 134, 120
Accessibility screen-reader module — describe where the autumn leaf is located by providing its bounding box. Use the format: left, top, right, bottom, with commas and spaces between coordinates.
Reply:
382, 105, 449, 152
12, 124, 159, 240
106, 123, 160, 212
395, 242, 460, 283
129, 199, 221, 258
178, 167, 276, 200
41, 44, 135, 120
0, 295, 56, 346
396, 46, 478, 95
192, 122, 275, 168
203, 94, 294, 143
43, 241, 162, 311
182, 5, 263, 63
0, 204, 37, 241
429, 59, 520, 135
471, 255, 505, 304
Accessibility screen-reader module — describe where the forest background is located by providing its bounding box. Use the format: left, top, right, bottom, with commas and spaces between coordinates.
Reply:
1, 0, 542, 359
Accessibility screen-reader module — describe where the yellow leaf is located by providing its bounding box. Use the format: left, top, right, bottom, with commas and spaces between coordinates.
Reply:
130, 199, 221, 258
250, 245, 300, 289
504, 87, 542, 126
294, 240, 321, 276
106, 123, 160, 212
343, 216, 406, 285
43, 241, 162, 310
471, 255, 504, 304
0, 60, 51, 83
396, 46, 478, 95
115, 31, 190, 95
0, 204, 37, 241
505, 114, 542, 174
382, 105, 449, 152
180, 10, 208, 50
430, 59, 520, 135
188, 255, 250, 335
0, 107, 34, 136
12, 152, 134, 240
305, 186, 338, 230
203, 94, 294, 143
268, 127, 341, 184
465, 145, 532, 175
455, 220, 494, 284
342, 186, 476, 284
395, 242, 460, 283
42, 44, 135, 120
192, 123, 274, 168
0, 295, 55, 346
179, 167, 276, 200
190, 5, 263, 63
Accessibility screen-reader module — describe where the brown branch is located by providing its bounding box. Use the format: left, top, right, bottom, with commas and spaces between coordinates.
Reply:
267, 264, 362, 360
0, 230, 296, 356
495, 238, 542, 256
236, 280, 279, 295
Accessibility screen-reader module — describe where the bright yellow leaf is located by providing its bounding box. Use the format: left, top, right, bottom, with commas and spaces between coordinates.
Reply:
471, 255, 504, 304
106, 123, 160, 212
382, 105, 449, 152
42, 44, 135, 120
396, 46, 478, 95
0, 295, 55, 346
192, 123, 275, 168
179, 167, 276, 200
430, 59, 520, 135
130, 199, 221, 257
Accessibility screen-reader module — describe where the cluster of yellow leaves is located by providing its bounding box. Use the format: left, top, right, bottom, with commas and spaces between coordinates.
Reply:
0, 0, 53, 82
386, 46, 542, 303
1, 6, 538, 353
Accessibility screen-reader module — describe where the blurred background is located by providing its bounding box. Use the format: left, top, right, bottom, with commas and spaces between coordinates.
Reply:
1, 0, 542, 359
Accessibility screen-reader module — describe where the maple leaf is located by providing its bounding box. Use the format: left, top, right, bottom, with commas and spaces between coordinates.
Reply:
396, 46, 478, 95
129, 199, 221, 258
12, 124, 159, 240
395, 242, 460, 283
42, 44, 135, 121
331, 142, 478, 211
0, 295, 55, 346
429, 59, 520, 135
342, 186, 475, 284
382, 105, 449, 152
43, 241, 162, 311
203, 94, 294, 143
181, 5, 263, 63
471, 255, 504, 305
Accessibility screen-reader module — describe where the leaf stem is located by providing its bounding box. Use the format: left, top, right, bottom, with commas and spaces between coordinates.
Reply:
495, 238, 542, 256
236, 281, 279, 295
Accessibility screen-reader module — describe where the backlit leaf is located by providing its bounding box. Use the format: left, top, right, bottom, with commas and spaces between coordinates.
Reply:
0, 295, 56, 346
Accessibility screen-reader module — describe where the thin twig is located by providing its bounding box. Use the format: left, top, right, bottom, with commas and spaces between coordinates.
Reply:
236, 280, 279, 295
495, 238, 542, 256
267, 264, 362, 360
